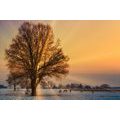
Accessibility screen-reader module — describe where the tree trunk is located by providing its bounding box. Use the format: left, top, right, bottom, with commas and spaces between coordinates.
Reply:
31, 86, 37, 96
14, 83, 16, 91
31, 79, 37, 96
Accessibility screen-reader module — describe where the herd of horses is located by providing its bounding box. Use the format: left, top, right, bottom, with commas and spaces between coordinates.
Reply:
25, 89, 72, 95
58, 89, 72, 93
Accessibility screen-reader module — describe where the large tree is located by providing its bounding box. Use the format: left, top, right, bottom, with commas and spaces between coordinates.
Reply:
5, 22, 69, 96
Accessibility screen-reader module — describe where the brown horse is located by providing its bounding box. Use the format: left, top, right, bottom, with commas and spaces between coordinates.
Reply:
59, 89, 62, 93
63, 89, 68, 93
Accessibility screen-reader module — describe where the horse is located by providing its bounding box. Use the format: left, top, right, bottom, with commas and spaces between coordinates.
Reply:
63, 89, 68, 93
59, 89, 62, 93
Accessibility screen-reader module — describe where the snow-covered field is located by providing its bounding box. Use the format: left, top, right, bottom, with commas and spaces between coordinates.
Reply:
0, 89, 120, 100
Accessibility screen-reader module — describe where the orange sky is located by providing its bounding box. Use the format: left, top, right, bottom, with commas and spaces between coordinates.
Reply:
54, 21, 120, 74
0, 20, 120, 82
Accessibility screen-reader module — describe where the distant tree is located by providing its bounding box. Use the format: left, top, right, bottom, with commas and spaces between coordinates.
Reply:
79, 84, 83, 89
84, 85, 91, 90
5, 22, 69, 96
0, 85, 7, 89
6, 72, 23, 91
94, 86, 100, 90
100, 84, 110, 89
66, 84, 71, 89
7, 74, 16, 91
70, 83, 74, 88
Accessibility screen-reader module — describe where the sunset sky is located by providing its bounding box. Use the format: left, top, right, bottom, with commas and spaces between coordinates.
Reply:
1, 20, 120, 86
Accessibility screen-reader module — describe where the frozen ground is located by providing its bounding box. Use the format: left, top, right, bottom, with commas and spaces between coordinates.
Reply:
0, 89, 120, 100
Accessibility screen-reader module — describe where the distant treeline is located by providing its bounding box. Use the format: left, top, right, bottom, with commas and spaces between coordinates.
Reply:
42, 82, 111, 90
0, 84, 7, 89
4, 77, 114, 91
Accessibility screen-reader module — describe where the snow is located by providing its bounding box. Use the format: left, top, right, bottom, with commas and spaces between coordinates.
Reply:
0, 89, 120, 100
